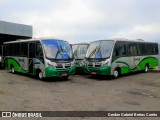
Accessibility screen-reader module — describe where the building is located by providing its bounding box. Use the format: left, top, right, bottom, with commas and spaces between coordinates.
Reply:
0, 21, 33, 67
0, 21, 32, 45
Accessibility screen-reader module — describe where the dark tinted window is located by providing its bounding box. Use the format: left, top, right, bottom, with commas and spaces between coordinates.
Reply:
8, 44, 13, 56
0, 45, 2, 55
14, 43, 20, 56
21, 43, 28, 56
128, 43, 138, 56
138, 43, 147, 55
29, 43, 36, 58
113, 43, 126, 57
146, 43, 158, 55
4, 45, 9, 56
36, 44, 43, 57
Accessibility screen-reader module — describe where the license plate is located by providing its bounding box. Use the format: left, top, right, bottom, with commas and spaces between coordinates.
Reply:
62, 73, 68, 77
91, 72, 96, 75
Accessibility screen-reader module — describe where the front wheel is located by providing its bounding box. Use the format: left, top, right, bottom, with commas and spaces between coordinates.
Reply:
113, 69, 119, 78
62, 76, 69, 80
38, 71, 43, 80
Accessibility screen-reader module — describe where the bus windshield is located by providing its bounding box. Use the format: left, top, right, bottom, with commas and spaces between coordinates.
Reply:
42, 40, 73, 60
73, 44, 88, 59
86, 40, 114, 59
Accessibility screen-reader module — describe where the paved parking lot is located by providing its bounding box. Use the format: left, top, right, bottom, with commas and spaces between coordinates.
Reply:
0, 70, 160, 119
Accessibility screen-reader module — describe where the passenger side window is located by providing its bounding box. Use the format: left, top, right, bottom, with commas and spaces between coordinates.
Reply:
36, 44, 44, 62
138, 43, 147, 55
112, 43, 126, 61
128, 43, 138, 56
3, 45, 9, 56
14, 43, 20, 56
21, 43, 28, 56
0, 45, 2, 56
113, 44, 126, 57
7, 44, 13, 56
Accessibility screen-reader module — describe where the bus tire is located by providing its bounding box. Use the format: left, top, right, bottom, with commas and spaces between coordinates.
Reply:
113, 68, 120, 78
11, 65, 15, 74
37, 70, 43, 80
144, 64, 149, 73
62, 76, 69, 80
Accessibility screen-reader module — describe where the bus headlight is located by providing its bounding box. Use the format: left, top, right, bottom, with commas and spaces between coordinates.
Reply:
102, 62, 109, 67
47, 61, 54, 68
80, 61, 85, 66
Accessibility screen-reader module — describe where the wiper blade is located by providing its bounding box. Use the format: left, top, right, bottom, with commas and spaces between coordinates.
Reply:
73, 45, 79, 59
59, 45, 70, 59
88, 46, 97, 58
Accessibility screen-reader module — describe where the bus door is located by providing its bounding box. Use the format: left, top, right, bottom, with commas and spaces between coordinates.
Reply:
112, 42, 129, 73
28, 43, 36, 73
127, 43, 140, 71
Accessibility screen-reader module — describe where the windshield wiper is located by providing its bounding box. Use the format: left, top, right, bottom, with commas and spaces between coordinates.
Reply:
73, 46, 79, 59
87, 45, 102, 59
59, 45, 70, 59
87, 46, 97, 58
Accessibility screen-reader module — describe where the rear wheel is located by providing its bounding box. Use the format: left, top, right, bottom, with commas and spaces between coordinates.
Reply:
144, 65, 149, 73
11, 66, 15, 74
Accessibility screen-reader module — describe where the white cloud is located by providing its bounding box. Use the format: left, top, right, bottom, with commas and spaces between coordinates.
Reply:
0, 0, 160, 43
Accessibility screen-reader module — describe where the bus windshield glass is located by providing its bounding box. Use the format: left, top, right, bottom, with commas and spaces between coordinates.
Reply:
73, 44, 88, 59
42, 40, 73, 59
86, 40, 114, 59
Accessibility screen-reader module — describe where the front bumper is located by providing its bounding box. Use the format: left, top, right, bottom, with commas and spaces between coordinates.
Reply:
87, 66, 111, 75
45, 67, 76, 78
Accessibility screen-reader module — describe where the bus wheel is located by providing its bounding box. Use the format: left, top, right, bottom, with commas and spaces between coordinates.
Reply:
62, 76, 69, 80
38, 71, 43, 80
113, 69, 119, 78
144, 65, 149, 73
11, 66, 15, 74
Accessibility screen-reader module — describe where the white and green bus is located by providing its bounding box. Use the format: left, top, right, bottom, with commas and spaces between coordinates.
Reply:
85, 39, 159, 78
2, 38, 76, 80
72, 43, 89, 73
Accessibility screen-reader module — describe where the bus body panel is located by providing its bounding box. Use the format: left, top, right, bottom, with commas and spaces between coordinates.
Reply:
111, 55, 158, 75
85, 39, 159, 77
3, 38, 76, 79
72, 43, 89, 74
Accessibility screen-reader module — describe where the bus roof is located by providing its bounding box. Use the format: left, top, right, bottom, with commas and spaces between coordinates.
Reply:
3, 38, 68, 44
71, 42, 89, 46
90, 38, 158, 43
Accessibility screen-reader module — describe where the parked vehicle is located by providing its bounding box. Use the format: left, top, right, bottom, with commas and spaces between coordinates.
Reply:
2, 38, 76, 79
85, 39, 159, 78
72, 43, 89, 73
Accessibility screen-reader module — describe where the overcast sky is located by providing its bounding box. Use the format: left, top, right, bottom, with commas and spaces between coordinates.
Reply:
0, 0, 160, 43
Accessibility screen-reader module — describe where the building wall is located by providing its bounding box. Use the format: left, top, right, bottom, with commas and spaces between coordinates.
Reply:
0, 21, 32, 37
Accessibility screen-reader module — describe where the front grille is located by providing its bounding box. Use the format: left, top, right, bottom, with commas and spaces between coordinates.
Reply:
65, 66, 71, 68
88, 65, 93, 67
55, 66, 63, 68
55, 63, 63, 68
95, 65, 101, 67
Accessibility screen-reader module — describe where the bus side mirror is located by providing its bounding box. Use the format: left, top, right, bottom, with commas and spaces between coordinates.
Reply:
0, 56, 2, 62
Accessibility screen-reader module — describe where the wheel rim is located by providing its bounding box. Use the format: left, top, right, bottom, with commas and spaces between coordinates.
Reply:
145, 66, 148, 72
11, 67, 14, 73
114, 70, 119, 78
39, 72, 43, 79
